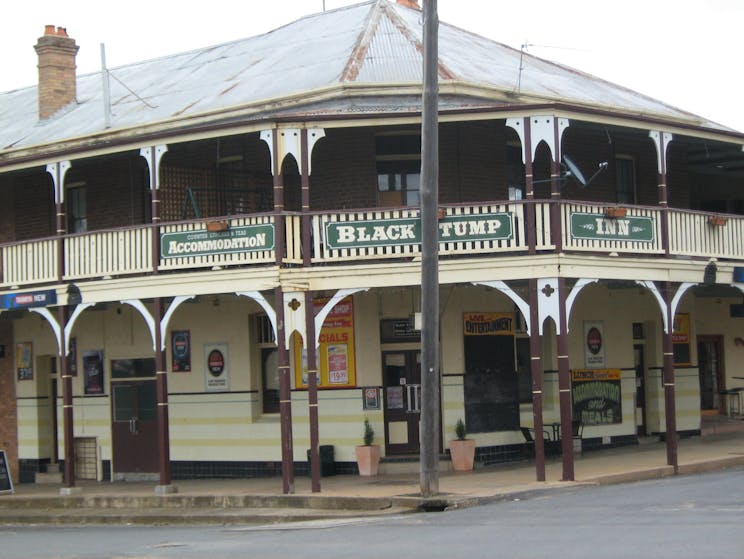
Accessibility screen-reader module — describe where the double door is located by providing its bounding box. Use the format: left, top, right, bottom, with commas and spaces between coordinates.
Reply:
383, 351, 421, 454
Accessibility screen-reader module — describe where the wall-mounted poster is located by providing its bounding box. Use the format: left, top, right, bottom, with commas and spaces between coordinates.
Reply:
82, 350, 104, 395
363, 387, 380, 410
171, 330, 191, 372
584, 321, 605, 368
16, 342, 33, 381
672, 313, 692, 366
204, 343, 229, 392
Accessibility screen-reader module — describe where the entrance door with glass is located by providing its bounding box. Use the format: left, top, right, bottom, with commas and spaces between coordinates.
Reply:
383, 350, 421, 454
111, 380, 158, 476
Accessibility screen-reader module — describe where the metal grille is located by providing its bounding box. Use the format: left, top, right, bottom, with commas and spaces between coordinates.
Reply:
74, 437, 98, 480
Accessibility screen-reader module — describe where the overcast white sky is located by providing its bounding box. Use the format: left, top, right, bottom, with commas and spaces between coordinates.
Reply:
2, 0, 743, 132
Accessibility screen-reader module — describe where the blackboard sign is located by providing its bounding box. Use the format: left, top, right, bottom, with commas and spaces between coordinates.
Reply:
0, 450, 13, 494
571, 369, 623, 425
463, 334, 519, 432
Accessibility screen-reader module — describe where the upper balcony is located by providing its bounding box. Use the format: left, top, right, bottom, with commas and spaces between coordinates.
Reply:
1, 119, 743, 290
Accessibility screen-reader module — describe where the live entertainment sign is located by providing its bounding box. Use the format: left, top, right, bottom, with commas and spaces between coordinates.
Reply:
325, 213, 512, 250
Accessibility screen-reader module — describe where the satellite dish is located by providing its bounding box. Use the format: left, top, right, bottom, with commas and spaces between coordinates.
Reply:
561, 155, 608, 188
562, 155, 588, 186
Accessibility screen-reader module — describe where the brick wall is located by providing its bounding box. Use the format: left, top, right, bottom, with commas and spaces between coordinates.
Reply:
0, 321, 18, 484
13, 173, 54, 241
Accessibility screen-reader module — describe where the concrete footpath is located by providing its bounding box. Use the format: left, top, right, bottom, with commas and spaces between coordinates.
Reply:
1, 427, 743, 526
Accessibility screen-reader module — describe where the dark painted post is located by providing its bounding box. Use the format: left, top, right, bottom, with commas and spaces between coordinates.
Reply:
550, 118, 563, 254
272, 130, 286, 267
153, 297, 173, 491
275, 287, 294, 493
57, 306, 75, 489
301, 129, 312, 267
523, 118, 537, 254
304, 291, 321, 492
662, 282, 679, 472
556, 277, 574, 481
528, 279, 546, 481
652, 131, 671, 256
420, 0, 440, 497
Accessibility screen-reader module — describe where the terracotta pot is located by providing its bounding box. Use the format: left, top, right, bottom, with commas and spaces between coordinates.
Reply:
604, 207, 627, 219
206, 220, 229, 232
709, 215, 728, 226
449, 438, 476, 471
355, 445, 380, 476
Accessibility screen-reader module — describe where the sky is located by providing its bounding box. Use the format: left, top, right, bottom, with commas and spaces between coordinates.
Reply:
2, 0, 743, 132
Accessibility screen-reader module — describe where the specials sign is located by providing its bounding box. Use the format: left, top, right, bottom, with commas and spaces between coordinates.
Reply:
324, 213, 512, 250
161, 225, 274, 258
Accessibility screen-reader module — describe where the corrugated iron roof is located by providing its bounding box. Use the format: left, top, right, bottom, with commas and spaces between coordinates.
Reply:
0, 0, 734, 160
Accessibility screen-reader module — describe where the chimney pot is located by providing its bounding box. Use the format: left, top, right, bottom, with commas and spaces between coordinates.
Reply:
56, 27, 68, 37
44, 24, 55, 35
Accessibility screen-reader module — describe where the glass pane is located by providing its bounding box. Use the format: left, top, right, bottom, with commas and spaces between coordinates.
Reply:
137, 383, 157, 421
113, 385, 134, 422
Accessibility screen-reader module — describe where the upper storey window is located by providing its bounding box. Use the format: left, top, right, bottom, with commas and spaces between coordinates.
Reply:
615, 156, 637, 204
376, 134, 421, 208
67, 183, 87, 233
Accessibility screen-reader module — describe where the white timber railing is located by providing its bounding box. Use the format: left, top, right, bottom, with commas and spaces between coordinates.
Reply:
668, 209, 744, 259
64, 226, 153, 280
0, 238, 58, 287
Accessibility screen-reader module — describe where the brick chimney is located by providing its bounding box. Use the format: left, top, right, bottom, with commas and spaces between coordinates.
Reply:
396, 0, 421, 9
34, 25, 79, 120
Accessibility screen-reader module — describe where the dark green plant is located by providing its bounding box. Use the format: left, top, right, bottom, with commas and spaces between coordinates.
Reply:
363, 417, 375, 446
455, 418, 467, 440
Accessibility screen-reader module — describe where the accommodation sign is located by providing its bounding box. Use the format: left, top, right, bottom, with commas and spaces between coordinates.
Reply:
325, 213, 512, 250
570, 213, 654, 242
161, 225, 274, 258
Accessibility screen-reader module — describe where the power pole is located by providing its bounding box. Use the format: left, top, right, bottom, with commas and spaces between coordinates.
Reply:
419, 0, 440, 497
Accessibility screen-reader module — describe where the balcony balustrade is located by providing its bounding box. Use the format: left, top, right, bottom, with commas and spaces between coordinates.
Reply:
0, 201, 742, 288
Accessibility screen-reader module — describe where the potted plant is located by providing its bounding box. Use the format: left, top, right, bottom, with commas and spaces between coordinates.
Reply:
448, 418, 476, 471
604, 206, 628, 219
709, 215, 728, 226
355, 418, 380, 476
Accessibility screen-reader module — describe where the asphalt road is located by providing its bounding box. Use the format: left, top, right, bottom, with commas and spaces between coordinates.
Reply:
3, 468, 743, 559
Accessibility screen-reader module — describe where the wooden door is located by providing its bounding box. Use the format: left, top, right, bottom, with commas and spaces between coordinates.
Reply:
383, 351, 421, 454
111, 380, 158, 474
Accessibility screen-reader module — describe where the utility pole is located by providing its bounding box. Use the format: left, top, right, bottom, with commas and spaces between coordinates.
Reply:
419, 0, 440, 497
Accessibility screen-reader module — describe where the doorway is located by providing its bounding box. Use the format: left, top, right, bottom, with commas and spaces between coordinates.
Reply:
383, 350, 421, 454
111, 380, 158, 477
697, 336, 725, 413
634, 344, 646, 436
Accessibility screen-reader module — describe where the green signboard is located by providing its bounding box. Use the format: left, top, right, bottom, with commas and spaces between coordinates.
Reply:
570, 212, 655, 242
161, 224, 275, 258
325, 213, 512, 250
